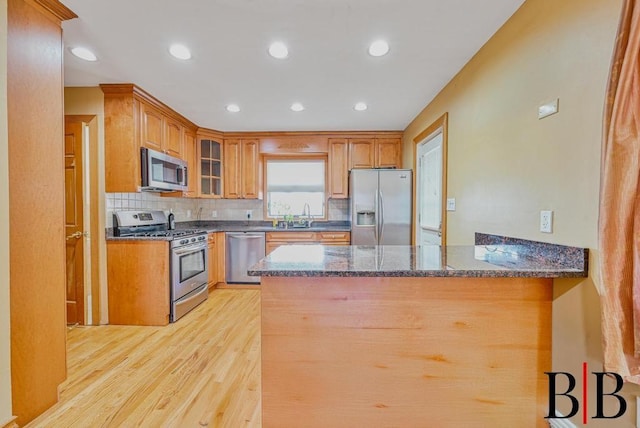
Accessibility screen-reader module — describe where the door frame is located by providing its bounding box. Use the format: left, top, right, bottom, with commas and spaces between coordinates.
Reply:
412, 112, 448, 246
65, 115, 101, 325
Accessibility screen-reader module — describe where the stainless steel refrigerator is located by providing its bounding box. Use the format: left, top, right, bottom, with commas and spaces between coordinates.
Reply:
350, 169, 412, 245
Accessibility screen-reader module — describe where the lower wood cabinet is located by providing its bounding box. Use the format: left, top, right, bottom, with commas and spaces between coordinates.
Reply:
208, 232, 226, 287
208, 233, 217, 289
106, 240, 170, 326
266, 231, 350, 254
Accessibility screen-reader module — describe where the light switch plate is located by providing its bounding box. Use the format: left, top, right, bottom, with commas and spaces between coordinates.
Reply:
446, 198, 456, 211
538, 99, 559, 119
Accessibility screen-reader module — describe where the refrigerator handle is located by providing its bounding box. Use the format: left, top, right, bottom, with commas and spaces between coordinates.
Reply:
373, 201, 378, 242
379, 189, 385, 243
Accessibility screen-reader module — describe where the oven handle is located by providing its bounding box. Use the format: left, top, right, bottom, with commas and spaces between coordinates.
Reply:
173, 242, 207, 256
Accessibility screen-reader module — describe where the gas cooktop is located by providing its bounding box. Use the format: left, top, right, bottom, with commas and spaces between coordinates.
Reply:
112, 210, 206, 239
130, 229, 204, 238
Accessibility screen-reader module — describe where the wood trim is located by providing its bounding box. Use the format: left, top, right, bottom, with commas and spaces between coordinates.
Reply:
0, 417, 18, 428
412, 112, 448, 245
28, 0, 76, 21
224, 130, 403, 138
197, 127, 224, 140
260, 135, 328, 154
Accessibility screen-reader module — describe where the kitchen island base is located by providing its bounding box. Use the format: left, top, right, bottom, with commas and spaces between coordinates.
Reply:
261, 276, 551, 427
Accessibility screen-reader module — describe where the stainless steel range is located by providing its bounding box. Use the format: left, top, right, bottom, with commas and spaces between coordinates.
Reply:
113, 210, 208, 322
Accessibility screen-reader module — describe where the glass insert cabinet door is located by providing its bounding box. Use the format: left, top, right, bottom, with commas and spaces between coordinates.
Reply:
199, 138, 222, 197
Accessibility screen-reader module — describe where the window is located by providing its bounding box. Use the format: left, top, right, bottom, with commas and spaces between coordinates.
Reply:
266, 158, 326, 218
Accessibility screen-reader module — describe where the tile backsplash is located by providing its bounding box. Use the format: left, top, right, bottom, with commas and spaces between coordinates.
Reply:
106, 193, 350, 227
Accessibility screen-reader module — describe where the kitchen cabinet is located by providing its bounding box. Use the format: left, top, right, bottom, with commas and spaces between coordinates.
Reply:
328, 138, 349, 199
208, 233, 218, 289
139, 100, 184, 159
349, 138, 376, 169
184, 130, 198, 197
101, 84, 196, 192
224, 138, 261, 199
8, 0, 77, 424
265, 231, 350, 254
198, 131, 223, 198
140, 100, 184, 159
349, 137, 401, 169
375, 138, 401, 168
107, 240, 171, 326
216, 232, 226, 284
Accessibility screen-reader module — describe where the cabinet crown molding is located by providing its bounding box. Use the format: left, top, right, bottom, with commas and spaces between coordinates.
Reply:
100, 83, 197, 130
31, 0, 77, 21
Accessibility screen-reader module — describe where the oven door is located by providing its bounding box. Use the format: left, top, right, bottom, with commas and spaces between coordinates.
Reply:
171, 241, 208, 301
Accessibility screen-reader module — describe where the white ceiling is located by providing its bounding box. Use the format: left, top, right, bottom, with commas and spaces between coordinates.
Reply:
60, 0, 525, 132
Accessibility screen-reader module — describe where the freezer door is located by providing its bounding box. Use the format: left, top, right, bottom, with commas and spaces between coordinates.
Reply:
379, 170, 412, 245
350, 169, 379, 245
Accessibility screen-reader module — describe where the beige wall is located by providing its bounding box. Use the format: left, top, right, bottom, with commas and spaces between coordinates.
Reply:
0, 0, 12, 423
64, 87, 109, 325
402, 0, 637, 424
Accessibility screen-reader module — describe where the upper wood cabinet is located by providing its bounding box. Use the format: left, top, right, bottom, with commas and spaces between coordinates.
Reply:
140, 100, 184, 158
224, 138, 261, 199
328, 138, 349, 199
164, 116, 184, 158
183, 129, 198, 197
349, 138, 376, 169
198, 130, 223, 198
101, 84, 196, 193
139, 101, 164, 152
349, 138, 401, 169
375, 138, 401, 168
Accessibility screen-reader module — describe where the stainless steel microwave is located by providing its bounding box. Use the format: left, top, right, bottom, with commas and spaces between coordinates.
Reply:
140, 147, 188, 192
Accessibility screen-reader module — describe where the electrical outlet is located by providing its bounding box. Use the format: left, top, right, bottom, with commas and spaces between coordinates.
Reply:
540, 210, 553, 233
211, 210, 217, 218
246, 210, 252, 220
186, 209, 192, 219
446, 198, 456, 211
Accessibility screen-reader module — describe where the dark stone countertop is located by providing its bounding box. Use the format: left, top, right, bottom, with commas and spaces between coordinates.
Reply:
175, 220, 351, 234
248, 243, 588, 278
106, 220, 351, 240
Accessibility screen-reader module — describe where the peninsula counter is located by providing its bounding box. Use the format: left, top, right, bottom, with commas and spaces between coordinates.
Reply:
249, 242, 588, 427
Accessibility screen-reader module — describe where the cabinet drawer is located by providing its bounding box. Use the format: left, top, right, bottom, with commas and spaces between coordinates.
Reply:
318, 232, 350, 242
266, 231, 318, 242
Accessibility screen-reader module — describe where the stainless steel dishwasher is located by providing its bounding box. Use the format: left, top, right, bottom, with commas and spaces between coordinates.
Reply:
225, 232, 265, 284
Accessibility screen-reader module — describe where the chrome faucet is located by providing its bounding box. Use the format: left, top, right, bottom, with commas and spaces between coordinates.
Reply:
302, 203, 312, 227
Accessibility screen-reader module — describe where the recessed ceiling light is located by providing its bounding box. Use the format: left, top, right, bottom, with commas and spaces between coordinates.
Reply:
226, 104, 240, 113
70, 47, 97, 62
368, 40, 390, 57
290, 102, 305, 112
169, 44, 191, 60
268, 42, 289, 59
354, 102, 368, 111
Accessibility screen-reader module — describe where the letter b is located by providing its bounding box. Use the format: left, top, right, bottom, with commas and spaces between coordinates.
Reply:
593, 372, 626, 419
545, 372, 579, 418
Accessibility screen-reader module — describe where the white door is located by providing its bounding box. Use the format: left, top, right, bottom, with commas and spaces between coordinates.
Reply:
416, 131, 443, 246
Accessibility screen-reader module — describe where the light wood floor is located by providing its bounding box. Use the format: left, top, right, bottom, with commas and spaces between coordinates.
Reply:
27, 289, 261, 428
